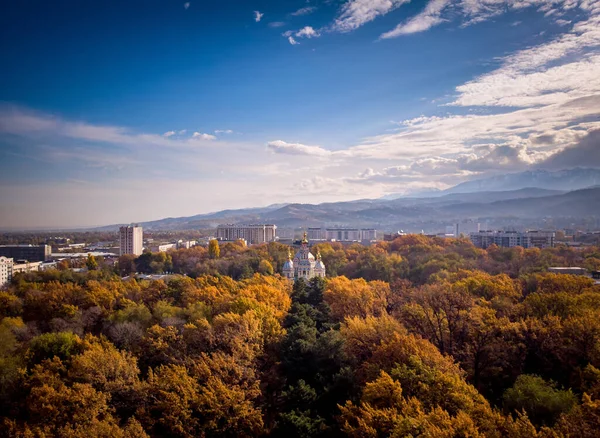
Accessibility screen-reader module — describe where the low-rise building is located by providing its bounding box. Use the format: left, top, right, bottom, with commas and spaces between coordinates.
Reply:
176, 240, 197, 249
0, 245, 51, 262
150, 243, 177, 252
548, 267, 588, 276
13, 261, 43, 274
383, 231, 407, 241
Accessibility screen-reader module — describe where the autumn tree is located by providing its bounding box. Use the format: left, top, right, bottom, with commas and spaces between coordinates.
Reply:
209, 239, 220, 259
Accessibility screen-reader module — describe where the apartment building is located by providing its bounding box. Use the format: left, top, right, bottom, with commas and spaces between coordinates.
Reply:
119, 225, 143, 256
216, 224, 277, 244
470, 230, 555, 249
0, 257, 13, 287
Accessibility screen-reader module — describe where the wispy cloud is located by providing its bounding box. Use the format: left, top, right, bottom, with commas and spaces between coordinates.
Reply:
332, 0, 410, 33
451, 15, 600, 107
254, 11, 264, 22
287, 36, 300, 45
269, 21, 286, 28
291, 6, 317, 17
215, 129, 233, 134
163, 131, 176, 137
0, 106, 221, 148
183, 2, 190, 10
380, 0, 450, 38
380, 0, 600, 39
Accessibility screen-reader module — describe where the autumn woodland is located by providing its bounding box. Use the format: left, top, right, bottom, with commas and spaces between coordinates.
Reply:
2, 236, 600, 437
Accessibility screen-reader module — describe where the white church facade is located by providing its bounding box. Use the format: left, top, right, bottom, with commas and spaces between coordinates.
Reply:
282, 233, 326, 282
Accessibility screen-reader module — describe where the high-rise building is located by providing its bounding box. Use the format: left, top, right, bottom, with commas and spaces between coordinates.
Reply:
0, 257, 14, 288
119, 225, 143, 256
216, 224, 277, 244
470, 230, 555, 249
307, 227, 326, 241
0, 245, 51, 262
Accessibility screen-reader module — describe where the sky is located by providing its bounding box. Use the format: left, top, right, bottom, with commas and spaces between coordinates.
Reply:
0, 0, 599, 229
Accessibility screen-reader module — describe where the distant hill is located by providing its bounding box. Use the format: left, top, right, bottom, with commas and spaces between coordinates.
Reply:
444, 168, 600, 194
92, 185, 599, 232
93, 203, 289, 232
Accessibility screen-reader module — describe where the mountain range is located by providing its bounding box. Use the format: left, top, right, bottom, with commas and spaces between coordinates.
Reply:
95, 168, 600, 232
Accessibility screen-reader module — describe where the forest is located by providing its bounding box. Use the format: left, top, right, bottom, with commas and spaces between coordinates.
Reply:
2, 235, 600, 437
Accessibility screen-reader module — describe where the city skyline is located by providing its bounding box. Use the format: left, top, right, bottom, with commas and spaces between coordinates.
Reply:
1, 0, 599, 228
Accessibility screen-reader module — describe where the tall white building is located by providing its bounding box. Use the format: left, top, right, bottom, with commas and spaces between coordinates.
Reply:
0, 257, 14, 288
282, 233, 326, 282
119, 225, 143, 256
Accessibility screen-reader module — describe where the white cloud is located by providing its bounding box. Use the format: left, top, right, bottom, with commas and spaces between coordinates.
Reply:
332, 0, 410, 33
163, 131, 176, 137
254, 11, 264, 22
452, 15, 600, 107
269, 21, 286, 28
0, 106, 223, 149
267, 140, 332, 157
183, 2, 190, 10
380, 0, 600, 38
296, 26, 320, 38
380, 0, 450, 38
555, 19, 572, 25
215, 129, 233, 134
288, 36, 300, 45
192, 132, 217, 141
291, 6, 317, 16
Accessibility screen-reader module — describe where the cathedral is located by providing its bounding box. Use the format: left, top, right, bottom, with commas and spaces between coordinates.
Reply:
282, 232, 326, 282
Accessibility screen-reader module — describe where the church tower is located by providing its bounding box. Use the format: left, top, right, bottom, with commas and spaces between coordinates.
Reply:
283, 231, 325, 282
282, 249, 295, 280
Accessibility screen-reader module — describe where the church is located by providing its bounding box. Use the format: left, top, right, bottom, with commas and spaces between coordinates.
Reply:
282, 232, 326, 282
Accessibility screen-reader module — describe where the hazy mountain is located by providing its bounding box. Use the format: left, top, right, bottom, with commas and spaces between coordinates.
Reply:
91, 186, 599, 232
93, 203, 289, 231
445, 168, 600, 194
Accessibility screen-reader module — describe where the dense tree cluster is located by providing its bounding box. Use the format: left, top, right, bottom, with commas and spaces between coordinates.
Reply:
1, 235, 600, 437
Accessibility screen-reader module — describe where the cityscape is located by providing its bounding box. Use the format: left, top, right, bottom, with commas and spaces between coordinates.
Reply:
2, 0, 600, 436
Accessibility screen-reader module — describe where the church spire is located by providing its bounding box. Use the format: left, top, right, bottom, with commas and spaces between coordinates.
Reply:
302, 231, 308, 244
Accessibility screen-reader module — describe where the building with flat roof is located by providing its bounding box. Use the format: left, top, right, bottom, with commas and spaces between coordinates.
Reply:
0, 245, 51, 262
307, 227, 377, 242
13, 261, 42, 274
548, 267, 588, 276
119, 225, 143, 256
0, 257, 13, 287
470, 230, 555, 249
216, 224, 277, 244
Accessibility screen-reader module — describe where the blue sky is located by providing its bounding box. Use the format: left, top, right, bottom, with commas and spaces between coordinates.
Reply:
1, 0, 599, 228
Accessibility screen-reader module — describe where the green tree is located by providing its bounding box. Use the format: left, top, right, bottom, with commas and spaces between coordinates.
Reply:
503, 374, 577, 427
86, 254, 98, 271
